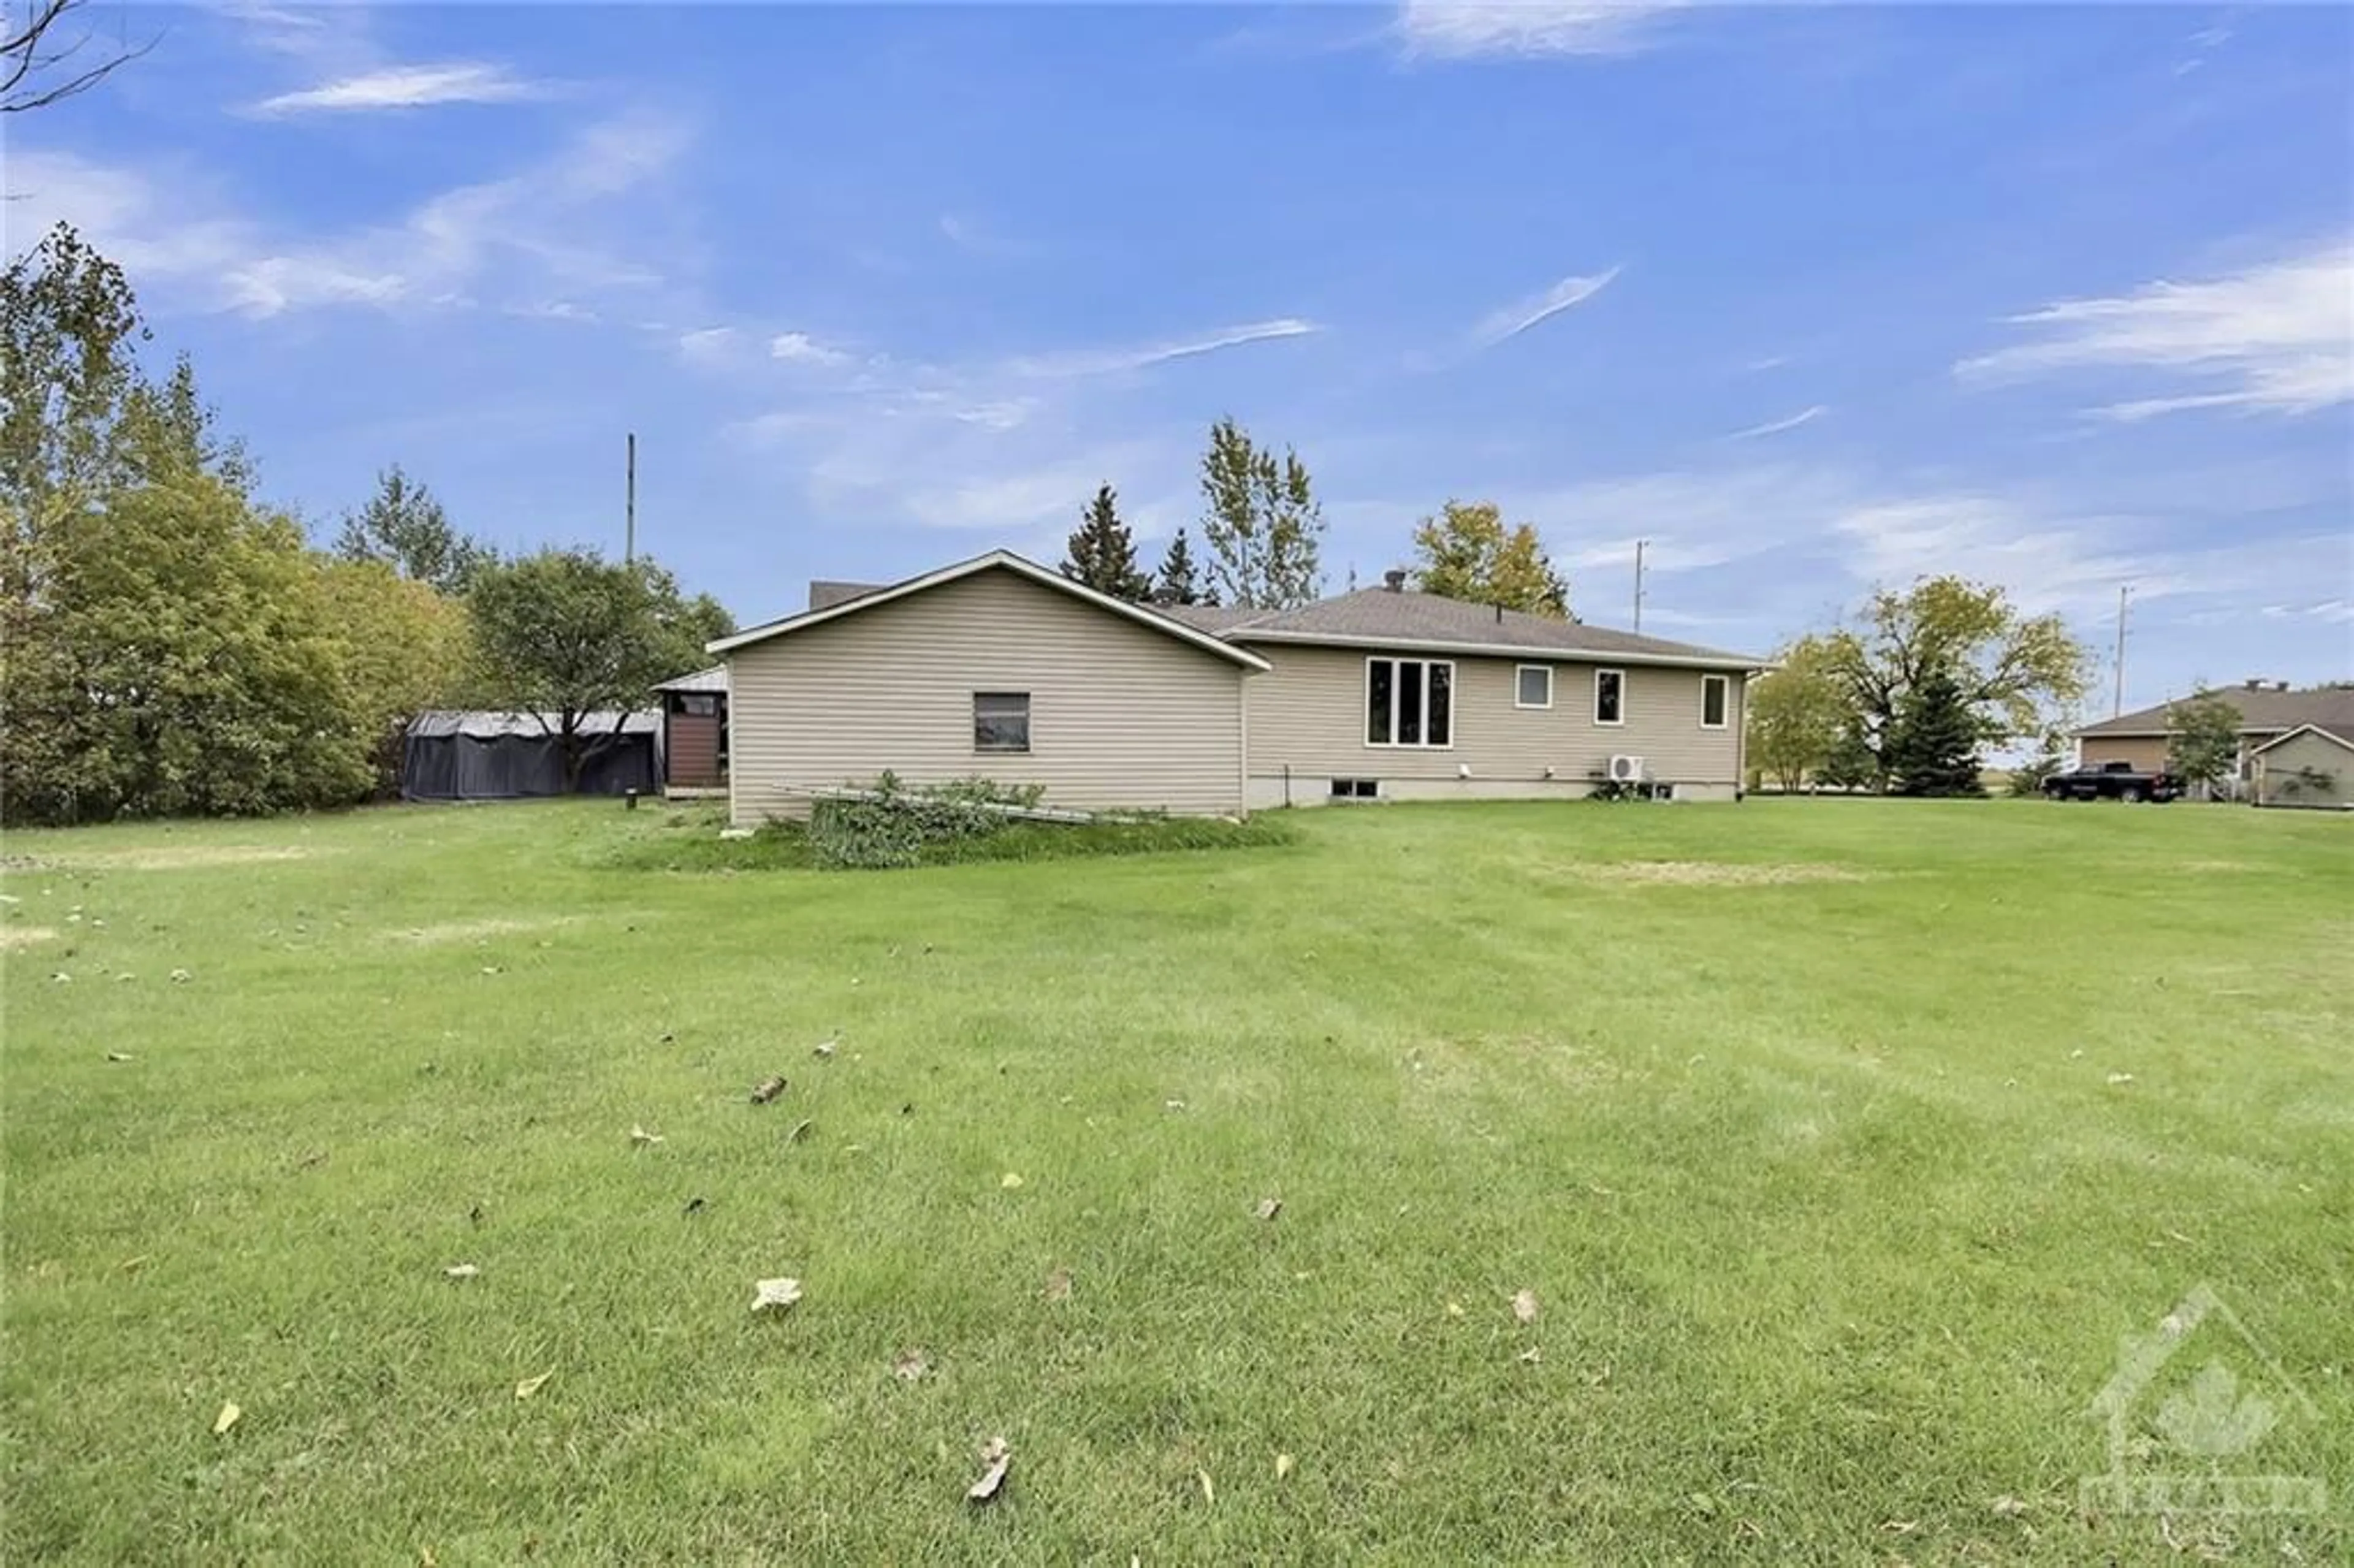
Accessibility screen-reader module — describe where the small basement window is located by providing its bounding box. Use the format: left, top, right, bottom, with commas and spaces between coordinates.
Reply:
1700, 674, 1729, 729
973, 691, 1030, 753
1515, 665, 1553, 709
1329, 778, 1379, 800
1594, 668, 1626, 726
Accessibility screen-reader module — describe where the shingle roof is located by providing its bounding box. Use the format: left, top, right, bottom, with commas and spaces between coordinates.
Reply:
2074, 686, 2354, 739
807, 579, 885, 612
1156, 604, 1265, 633
651, 664, 728, 695
1216, 587, 1762, 667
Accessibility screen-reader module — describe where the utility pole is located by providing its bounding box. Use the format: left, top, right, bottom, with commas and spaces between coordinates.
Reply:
2112, 583, 2130, 717
625, 432, 637, 565
1632, 538, 1647, 633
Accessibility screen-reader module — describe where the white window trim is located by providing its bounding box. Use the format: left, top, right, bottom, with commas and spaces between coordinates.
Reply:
1514, 664, 1553, 710
1593, 666, 1627, 728
1363, 655, 1458, 750
1699, 672, 1730, 731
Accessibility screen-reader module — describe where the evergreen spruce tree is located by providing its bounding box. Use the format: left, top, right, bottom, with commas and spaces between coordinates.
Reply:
1060, 484, 1150, 601
1152, 527, 1212, 606
1885, 665, 1985, 796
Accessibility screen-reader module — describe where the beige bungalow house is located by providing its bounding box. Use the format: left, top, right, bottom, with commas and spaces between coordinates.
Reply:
707, 550, 1764, 824
2073, 682, 2354, 799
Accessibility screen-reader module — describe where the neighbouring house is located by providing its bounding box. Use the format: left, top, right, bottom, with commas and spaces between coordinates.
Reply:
2073, 682, 2354, 794
705, 551, 1765, 824
652, 666, 729, 794
2249, 725, 2353, 809
400, 710, 661, 801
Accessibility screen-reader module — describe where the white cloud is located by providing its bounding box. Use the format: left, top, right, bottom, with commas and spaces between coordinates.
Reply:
1724, 405, 1826, 441
770, 332, 850, 367
1957, 237, 2354, 420
1010, 318, 1320, 378
1472, 267, 1620, 347
1396, 2, 1688, 59
1, 112, 691, 319
251, 62, 547, 115
676, 327, 739, 364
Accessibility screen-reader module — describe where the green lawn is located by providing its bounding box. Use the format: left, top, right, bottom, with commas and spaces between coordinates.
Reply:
4, 797, 2348, 1564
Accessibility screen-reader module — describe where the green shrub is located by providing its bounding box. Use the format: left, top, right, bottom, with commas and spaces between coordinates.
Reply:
806, 774, 1048, 868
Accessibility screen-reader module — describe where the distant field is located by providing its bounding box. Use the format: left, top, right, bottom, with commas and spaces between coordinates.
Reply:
5, 797, 2348, 1563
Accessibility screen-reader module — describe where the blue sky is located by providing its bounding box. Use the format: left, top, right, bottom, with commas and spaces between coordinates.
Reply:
6, 1, 2350, 714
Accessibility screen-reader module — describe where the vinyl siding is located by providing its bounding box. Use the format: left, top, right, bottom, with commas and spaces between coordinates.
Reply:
2078, 736, 2171, 772
726, 566, 1247, 823
1240, 644, 1745, 802
2254, 731, 2352, 808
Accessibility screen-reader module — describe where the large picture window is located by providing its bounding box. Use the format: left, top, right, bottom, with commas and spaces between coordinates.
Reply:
973, 691, 1030, 753
1367, 658, 1453, 748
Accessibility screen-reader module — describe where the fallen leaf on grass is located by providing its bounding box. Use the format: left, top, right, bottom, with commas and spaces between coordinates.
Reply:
1989, 1494, 2030, 1517
1275, 1452, 1296, 1480
1254, 1197, 1282, 1222
683, 1196, 706, 1216
1197, 1468, 1215, 1505
2106, 1073, 2136, 1086
444, 1263, 479, 1280
105, 1051, 132, 1063
749, 1076, 786, 1105
967, 1436, 1011, 1503
1445, 1300, 1465, 1319
1881, 1519, 1921, 1535
1000, 1173, 1024, 1190
1518, 1346, 1542, 1365
213, 1402, 242, 1435
1044, 1268, 1072, 1303
514, 1371, 553, 1401
1512, 1288, 1539, 1324
893, 1349, 930, 1382
812, 1039, 837, 1059
787, 1119, 813, 1144
751, 1277, 803, 1313
629, 1124, 665, 1147
120, 1255, 150, 1273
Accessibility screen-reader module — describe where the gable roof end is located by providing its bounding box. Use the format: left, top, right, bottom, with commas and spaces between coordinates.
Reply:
2249, 722, 2354, 756
708, 551, 1273, 671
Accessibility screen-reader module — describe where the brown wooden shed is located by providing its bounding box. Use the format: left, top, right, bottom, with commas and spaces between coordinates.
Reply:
651, 665, 729, 794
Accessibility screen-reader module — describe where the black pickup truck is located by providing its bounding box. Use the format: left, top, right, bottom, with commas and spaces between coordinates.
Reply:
2042, 761, 2182, 803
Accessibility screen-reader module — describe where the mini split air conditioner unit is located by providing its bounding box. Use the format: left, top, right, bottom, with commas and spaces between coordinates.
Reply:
1607, 754, 1645, 784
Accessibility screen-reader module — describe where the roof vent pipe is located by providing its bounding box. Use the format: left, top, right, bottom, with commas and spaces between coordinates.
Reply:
1383, 569, 1407, 593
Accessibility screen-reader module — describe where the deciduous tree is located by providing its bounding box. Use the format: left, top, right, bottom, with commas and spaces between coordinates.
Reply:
1745, 634, 1855, 790
1822, 576, 2090, 786
1198, 416, 1324, 609
468, 549, 729, 785
2166, 689, 2244, 796
314, 558, 478, 791
1407, 499, 1570, 618
2, 474, 371, 823
1061, 483, 1150, 601
4, 0, 153, 113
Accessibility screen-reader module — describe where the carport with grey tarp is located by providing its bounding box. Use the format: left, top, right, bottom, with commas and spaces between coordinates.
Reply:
400, 712, 663, 801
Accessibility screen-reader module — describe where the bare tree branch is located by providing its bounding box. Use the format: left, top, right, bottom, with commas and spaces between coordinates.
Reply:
3, 0, 155, 114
